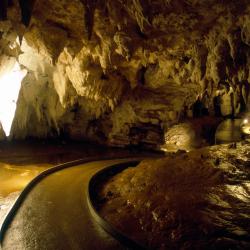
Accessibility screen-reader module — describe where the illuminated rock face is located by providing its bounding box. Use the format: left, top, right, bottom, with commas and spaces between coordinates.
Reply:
97, 142, 250, 249
0, 0, 250, 146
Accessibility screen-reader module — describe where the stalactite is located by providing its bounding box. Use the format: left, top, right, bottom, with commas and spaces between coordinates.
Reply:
18, 0, 35, 27
0, 0, 8, 20
80, 0, 97, 40
8, 0, 14, 7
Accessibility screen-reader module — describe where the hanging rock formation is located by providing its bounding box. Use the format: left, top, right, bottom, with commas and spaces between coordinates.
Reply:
0, 0, 250, 147
0, 122, 6, 141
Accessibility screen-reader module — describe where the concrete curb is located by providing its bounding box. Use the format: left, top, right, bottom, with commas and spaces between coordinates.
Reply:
87, 160, 149, 250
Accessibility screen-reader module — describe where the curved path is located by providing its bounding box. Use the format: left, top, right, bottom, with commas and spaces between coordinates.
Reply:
0, 158, 146, 250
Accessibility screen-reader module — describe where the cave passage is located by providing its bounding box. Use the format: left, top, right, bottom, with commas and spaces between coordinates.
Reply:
0, 61, 26, 136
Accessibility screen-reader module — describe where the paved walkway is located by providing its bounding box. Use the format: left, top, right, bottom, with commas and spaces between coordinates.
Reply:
1, 159, 141, 250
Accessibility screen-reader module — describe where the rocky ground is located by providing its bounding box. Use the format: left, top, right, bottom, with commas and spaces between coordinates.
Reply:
97, 142, 250, 249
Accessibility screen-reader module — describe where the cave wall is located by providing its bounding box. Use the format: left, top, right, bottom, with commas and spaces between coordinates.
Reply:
0, 121, 6, 141
0, 0, 250, 147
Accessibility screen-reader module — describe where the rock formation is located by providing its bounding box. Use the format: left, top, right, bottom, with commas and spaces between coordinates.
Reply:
0, 121, 6, 141
0, 0, 250, 147
97, 142, 250, 249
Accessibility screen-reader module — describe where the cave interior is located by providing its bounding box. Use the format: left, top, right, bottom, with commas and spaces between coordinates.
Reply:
0, 0, 250, 249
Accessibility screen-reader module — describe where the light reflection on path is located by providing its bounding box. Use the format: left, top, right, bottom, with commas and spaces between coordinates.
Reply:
0, 163, 51, 228
0, 163, 51, 198
215, 119, 243, 144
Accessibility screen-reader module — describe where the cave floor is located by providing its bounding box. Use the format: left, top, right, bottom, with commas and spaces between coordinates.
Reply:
0, 126, 249, 249
0, 141, 249, 250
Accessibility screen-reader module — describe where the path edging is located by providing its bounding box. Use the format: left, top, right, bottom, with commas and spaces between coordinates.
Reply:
87, 160, 149, 250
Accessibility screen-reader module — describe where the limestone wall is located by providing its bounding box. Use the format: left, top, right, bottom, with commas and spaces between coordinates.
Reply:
0, 0, 250, 146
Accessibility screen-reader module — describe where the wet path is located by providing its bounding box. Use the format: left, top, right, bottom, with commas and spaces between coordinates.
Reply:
215, 119, 243, 144
0, 141, 157, 230
1, 159, 143, 250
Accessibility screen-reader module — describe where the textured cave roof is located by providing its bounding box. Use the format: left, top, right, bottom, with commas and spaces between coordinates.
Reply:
1, 0, 250, 143
2, 1, 249, 40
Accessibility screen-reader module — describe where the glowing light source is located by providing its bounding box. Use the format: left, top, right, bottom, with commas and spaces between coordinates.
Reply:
0, 62, 27, 136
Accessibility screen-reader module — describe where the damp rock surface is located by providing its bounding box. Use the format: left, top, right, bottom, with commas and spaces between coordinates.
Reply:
97, 142, 250, 249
